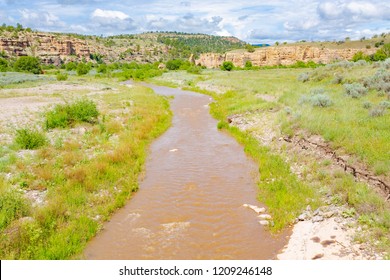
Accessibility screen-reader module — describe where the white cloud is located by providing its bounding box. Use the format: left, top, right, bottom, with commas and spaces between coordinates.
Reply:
18, 9, 65, 28
90, 8, 136, 31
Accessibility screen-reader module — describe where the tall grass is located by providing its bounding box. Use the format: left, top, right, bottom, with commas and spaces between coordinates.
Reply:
0, 83, 171, 259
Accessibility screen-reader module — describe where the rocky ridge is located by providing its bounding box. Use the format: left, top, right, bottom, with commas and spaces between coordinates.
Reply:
195, 46, 377, 68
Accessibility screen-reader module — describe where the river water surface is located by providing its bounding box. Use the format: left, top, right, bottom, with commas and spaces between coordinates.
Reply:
84, 84, 287, 259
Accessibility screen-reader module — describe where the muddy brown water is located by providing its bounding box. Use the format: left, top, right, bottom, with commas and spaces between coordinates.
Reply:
84, 83, 287, 259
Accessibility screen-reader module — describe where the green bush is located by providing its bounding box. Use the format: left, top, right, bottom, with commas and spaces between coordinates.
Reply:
65, 62, 77, 71
369, 106, 386, 117
45, 99, 99, 129
56, 72, 68, 81
14, 128, 47, 149
221, 61, 234, 71
76, 63, 90, 76
0, 57, 8, 72
245, 60, 253, 68
166, 59, 184, 70
13, 56, 42, 74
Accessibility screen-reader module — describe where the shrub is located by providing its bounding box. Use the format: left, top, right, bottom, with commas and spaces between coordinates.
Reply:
310, 87, 326, 95
245, 44, 255, 53
97, 64, 108, 74
344, 83, 368, 98
76, 63, 90, 76
331, 73, 343, 84
14, 128, 47, 149
0, 57, 8, 72
310, 94, 333, 107
221, 61, 234, 71
297, 72, 309, 82
65, 62, 77, 71
166, 59, 184, 70
369, 106, 386, 117
362, 101, 372, 109
379, 101, 390, 109
45, 99, 99, 129
245, 60, 253, 68
13, 56, 42, 74
56, 72, 68, 81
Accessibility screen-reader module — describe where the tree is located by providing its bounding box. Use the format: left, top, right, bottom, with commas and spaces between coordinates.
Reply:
76, 62, 90, 75
0, 57, 8, 72
245, 44, 255, 53
13, 56, 42, 74
221, 61, 234, 71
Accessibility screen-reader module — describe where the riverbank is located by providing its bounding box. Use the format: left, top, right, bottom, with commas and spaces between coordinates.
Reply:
0, 75, 171, 259
150, 62, 390, 259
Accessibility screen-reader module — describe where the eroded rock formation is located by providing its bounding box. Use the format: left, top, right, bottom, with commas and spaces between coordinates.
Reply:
195, 46, 377, 68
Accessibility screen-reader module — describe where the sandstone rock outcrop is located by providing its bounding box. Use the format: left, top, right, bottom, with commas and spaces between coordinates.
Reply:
195, 46, 377, 68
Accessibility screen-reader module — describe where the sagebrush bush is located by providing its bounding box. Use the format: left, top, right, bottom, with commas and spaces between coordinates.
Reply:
344, 83, 368, 98
369, 106, 386, 117
331, 73, 343, 84
45, 99, 99, 129
14, 128, 47, 149
379, 100, 390, 109
297, 72, 309, 82
363, 101, 372, 109
310, 94, 333, 107
310, 87, 326, 95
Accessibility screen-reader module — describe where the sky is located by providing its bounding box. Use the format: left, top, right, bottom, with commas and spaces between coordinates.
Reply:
0, 0, 389, 44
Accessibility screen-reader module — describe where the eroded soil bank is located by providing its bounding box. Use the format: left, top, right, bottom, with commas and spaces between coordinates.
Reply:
84, 84, 288, 259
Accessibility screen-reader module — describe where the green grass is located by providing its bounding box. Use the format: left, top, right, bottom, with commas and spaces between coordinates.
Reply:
150, 63, 390, 254
0, 80, 172, 259
14, 128, 47, 150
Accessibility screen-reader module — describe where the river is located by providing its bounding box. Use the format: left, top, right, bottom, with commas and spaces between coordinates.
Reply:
83, 83, 287, 259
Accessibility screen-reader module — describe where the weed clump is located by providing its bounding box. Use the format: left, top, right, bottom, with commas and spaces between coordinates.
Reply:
14, 128, 47, 149
369, 106, 386, 117
297, 72, 309, 82
45, 99, 99, 129
344, 83, 368, 98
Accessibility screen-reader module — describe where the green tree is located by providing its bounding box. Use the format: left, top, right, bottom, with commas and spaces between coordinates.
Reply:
245, 44, 255, 53
0, 57, 8, 72
221, 61, 234, 71
13, 56, 42, 74
166, 59, 183, 70
76, 63, 90, 75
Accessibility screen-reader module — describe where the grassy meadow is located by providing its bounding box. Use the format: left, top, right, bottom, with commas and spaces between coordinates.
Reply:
0, 74, 171, 259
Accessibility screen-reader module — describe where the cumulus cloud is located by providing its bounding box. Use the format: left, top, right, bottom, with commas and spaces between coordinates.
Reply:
18, 9, 65, 28
90, 8, 137, 31
146, 13, 223, 34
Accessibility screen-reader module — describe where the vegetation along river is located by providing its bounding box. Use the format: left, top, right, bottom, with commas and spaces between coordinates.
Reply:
84, 83, 287, 259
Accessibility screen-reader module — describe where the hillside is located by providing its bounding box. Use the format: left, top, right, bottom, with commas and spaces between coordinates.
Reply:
0, 25, 245, 65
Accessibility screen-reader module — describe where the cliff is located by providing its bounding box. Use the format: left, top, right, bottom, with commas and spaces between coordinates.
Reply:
195, 46, 377, 68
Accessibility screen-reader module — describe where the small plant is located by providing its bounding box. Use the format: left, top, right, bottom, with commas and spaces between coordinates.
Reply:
186, 66, 202, 74
379, 100, 390, 109
297, 72, 309, 82
56, 72, 68, 81
14, 128, 47, 149
344, 83, 368, 98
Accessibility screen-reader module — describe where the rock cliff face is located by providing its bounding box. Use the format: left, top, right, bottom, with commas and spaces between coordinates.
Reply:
0, 32, 91, 65
195, 46, 376, 68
